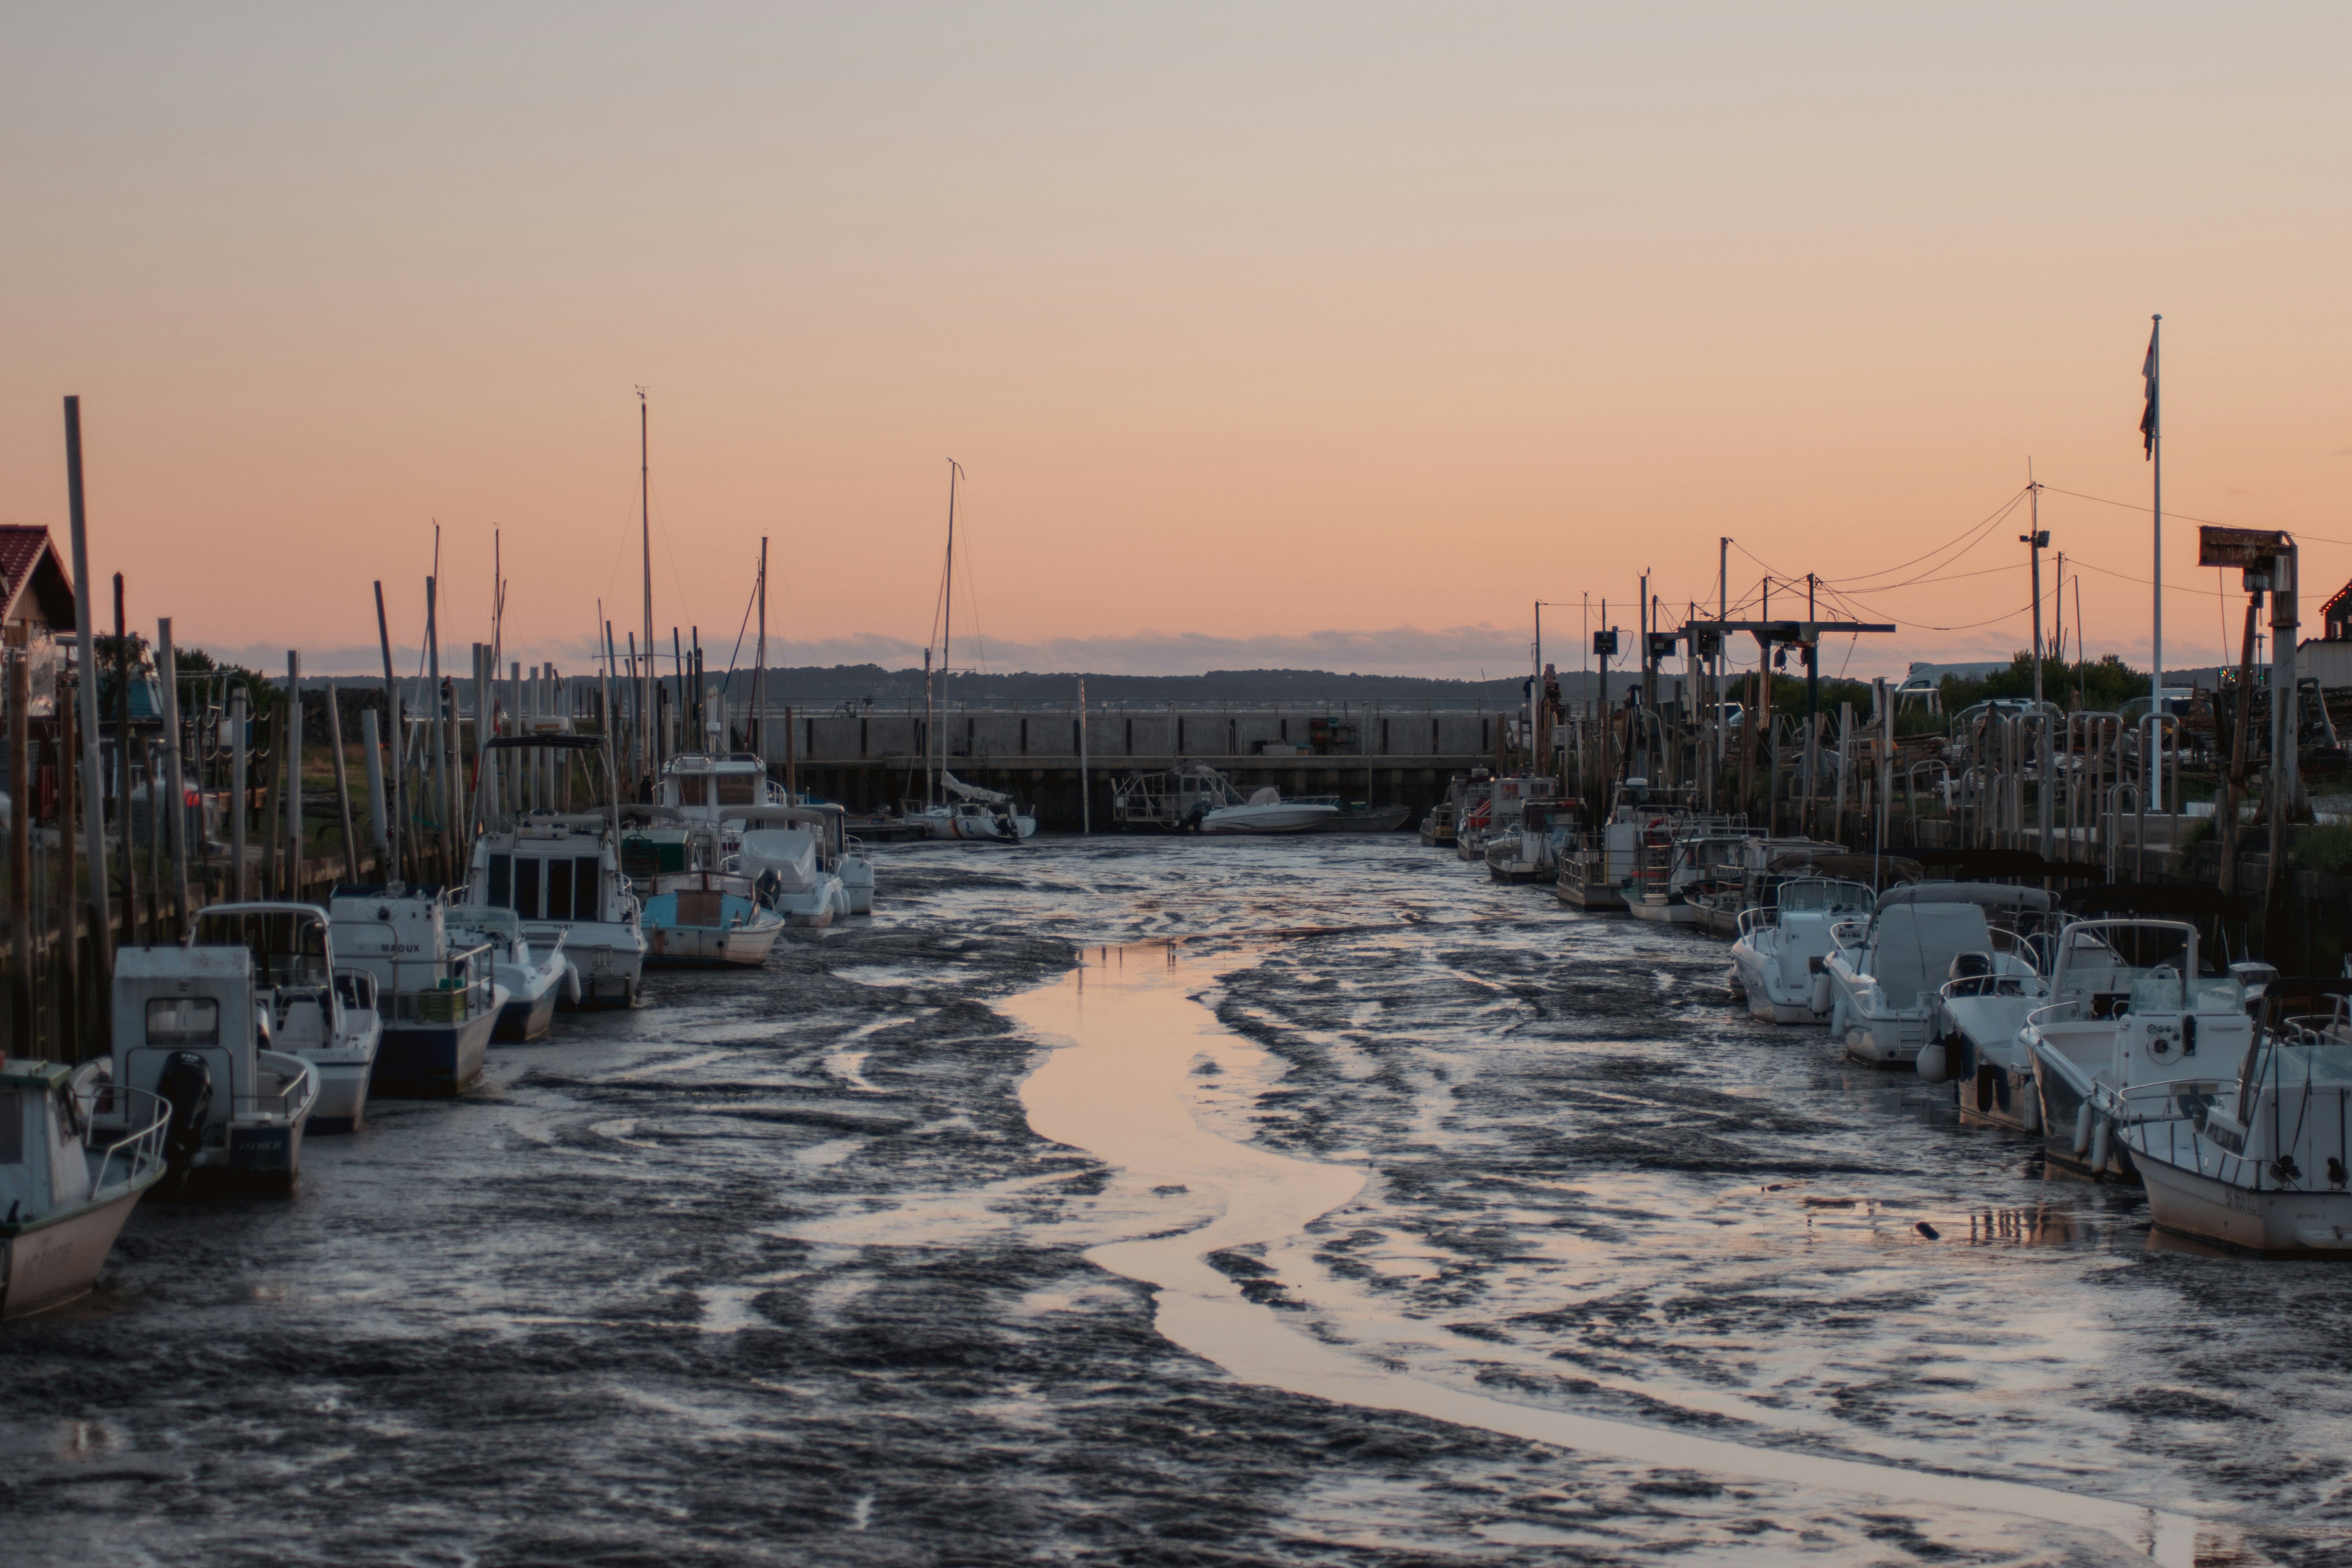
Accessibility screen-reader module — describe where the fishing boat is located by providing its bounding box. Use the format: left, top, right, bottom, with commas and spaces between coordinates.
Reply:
467, 734, 648, 1008
329, 887, 506, 1098
728, 804, 857, 925
2109, 982, 2352, 1252
2019, 918, 2253, 1181
0, 1059, 169, 1319
624, 811, 788, 964
1824, 884, 2050, 1067
444, 905, 572, 1041
187, 902, 384, 1133
1686, 835, 1850, 938
1550, 778, 1681, 912
659, 751, 789, 821
1484, 798, 1580, 882
1727, 876, 1876, 1023
1625, 815, 1752, 924
110, 944, 319, 1190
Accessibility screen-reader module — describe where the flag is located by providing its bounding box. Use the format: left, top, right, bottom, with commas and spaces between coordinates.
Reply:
2140, 324, 2158, 458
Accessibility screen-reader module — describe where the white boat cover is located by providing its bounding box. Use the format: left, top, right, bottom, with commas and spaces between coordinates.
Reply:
1869, 904, 1994, 1011
1875, 882, 2054, 915
739, 827, 823, 892
941, 770, 1011, 806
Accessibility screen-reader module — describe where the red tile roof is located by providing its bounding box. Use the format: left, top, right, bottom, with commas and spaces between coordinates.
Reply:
0, 525, 75, 629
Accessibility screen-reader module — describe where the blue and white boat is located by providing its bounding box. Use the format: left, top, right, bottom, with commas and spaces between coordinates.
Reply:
329, 887, 506, 1099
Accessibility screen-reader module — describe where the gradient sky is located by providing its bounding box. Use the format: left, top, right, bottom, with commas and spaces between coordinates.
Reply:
4, 4, 2347, 682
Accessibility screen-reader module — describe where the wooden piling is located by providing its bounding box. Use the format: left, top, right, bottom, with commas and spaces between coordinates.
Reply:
327, 680, 359, 886
157, 617, 192, 935
8, 653, 29, 1051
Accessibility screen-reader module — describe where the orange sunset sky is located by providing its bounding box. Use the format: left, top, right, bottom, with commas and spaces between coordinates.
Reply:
4, 5, 2348, 684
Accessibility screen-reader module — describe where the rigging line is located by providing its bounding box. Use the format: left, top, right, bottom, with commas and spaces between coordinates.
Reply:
1824, 487, 2032, 587
1812, 579, 2038, 634
647, 476, 691, 642
2037, 483, 2352, 543
720, 552, 760, 701
2066, 555, 2232, 598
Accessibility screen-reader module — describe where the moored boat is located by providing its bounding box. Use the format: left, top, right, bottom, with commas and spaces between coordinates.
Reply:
1825, 884, 2050, 1067
187, 902, 384, 1133
1728, 876, 1875, 1023
330, 888, 506, 1099
111, 944, 319, 1190
0, 1059, 169, 1319
444, 905, 571, 1042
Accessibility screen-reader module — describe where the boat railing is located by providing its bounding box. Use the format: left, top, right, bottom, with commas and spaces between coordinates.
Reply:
1827, 917, 1869, 952
1939, 972, 2037, 1001
2024, 996, 2087, 1033
377, 943, 496, 1025
244, 1051, 318, 1122
332, 966, 379, 1015
1735, 905, 1777, 937
78, 1082, 172, 1193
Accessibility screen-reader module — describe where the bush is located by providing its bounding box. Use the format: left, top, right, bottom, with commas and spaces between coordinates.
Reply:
2288, 823, 2352, 876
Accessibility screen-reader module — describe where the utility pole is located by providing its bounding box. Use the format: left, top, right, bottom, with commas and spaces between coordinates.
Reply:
639, 387, 655, 788
2143, 315, 2165, 814
754, 537, 767, 764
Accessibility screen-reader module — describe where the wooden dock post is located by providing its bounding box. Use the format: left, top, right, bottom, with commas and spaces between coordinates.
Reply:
157, 617, 192, 937
8, 653, 29, 1050
327, 680, 359, 886
231, 686, 249, 901
63, 398, 112, 1053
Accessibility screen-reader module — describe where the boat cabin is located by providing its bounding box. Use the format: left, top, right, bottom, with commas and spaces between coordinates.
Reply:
0, 1060, 98, 1224
112, 944, 313, 1176
659, 753, 784, 822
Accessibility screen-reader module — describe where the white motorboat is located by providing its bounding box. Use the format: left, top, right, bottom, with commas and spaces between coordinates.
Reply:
187, 902, 384, 1133
1727, 877, 1876, 1023
470, 735, 648, 1007
1825, 883, 2050, 1067
111, 944, 319, 1190
2021, 918, 2255, 1182
331, 887, 508, 1099
2109, 984, 2352, 1253
728, 804, 857, 926
0, 1059, 169, 1319
445, 905, 571, 1041
1201, 785, 1340, 835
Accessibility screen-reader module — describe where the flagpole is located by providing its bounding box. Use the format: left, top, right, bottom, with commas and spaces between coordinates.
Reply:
2146, 313, 2164, 818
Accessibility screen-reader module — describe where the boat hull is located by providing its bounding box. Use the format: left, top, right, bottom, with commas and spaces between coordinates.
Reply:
2136, 1150, 2352, 1255
371, 1011, 498, 1098
1626, 895, 1697, 924
304, 1058, 375, 1135
1200, 805, 1341, 835
494, 981, 561, 1042
1553, 876, 1625, 911
646, 918, 785, 968
0, 1184, 154, 1320
1316, 806, 1413, 833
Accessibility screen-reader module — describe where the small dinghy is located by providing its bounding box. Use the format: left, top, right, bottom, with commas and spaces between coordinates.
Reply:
187, 903, 384, 1133
0, 1058, 170, 1319
111, 944, 319, 1190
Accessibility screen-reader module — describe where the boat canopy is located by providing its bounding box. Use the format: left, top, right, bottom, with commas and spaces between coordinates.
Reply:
941, 770, 1010, 806
1875, 881, 2054, 915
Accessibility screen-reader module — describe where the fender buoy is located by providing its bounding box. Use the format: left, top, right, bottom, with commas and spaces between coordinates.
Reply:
2089, 1117, 2112, 1176
1809, 973, 1832, 1015
1917, 1039, 1948, 1085
2073, 1102, 2095, 1157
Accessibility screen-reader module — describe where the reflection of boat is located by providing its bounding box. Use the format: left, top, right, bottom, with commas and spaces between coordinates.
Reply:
188, 902, 383, 1132
331, 888, 507, 1098
0, 1059, 169, 1319
1728, 877, 1875, 1023
111, 944, 319, 1190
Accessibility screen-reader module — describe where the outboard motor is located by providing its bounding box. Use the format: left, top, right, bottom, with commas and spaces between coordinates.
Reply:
155, 1050, 213, 1188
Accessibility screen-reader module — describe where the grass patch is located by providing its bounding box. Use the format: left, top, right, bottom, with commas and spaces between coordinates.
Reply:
2289, 823, 2352, 876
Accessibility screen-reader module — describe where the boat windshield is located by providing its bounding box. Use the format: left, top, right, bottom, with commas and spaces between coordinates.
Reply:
450, 906, 522, 942
2246, 1036, 2352, 1089
191, 909, 329, 987
1779, 880, 1871, 914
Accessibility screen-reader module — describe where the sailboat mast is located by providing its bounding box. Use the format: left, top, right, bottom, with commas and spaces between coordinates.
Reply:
940, 460, 959, 803
638, 388, 654, 790
755, 537, 767, 765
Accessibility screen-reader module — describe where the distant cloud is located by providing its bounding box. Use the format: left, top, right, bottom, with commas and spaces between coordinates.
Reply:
2335, 445, 2352, 457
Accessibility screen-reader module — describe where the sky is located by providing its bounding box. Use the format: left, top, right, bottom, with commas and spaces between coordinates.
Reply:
4, 3, 2347, 684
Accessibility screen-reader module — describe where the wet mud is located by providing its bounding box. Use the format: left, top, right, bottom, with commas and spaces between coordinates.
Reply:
2, 836, 2347, 1565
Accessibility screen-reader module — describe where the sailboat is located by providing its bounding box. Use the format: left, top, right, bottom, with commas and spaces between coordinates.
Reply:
904, 460, 1036, 842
